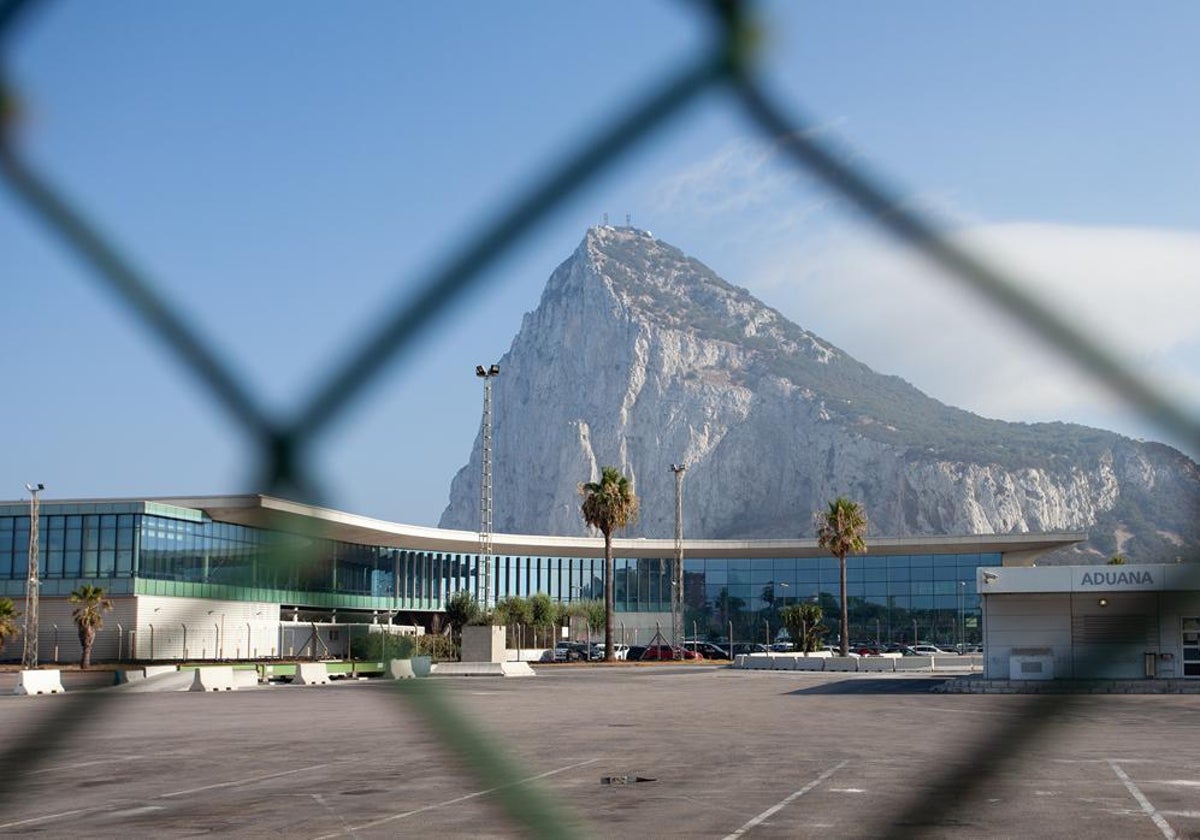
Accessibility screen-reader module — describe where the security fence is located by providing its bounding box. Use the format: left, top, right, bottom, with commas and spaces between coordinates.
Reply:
2, 1, 1197, 837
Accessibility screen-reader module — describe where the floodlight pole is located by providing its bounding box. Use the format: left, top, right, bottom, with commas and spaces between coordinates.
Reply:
475, 364, 500, 610
22, 482, 44, 669
670, 463, 686, 656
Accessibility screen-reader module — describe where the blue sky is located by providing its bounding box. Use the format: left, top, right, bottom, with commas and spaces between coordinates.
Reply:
3, 1, 1198, 525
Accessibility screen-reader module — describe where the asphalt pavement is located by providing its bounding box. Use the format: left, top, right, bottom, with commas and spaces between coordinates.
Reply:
0, 666, 1195, 838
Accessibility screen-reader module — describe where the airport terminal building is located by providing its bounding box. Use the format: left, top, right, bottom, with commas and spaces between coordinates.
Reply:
1, 494, 1085, 664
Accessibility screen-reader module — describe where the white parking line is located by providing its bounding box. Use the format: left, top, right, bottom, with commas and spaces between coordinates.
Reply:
722, 760, 849, 840
0, 808, 88, 831
312, 757, 599, 839
1108, 760, 1178, 840
26, 755, 141, 775
158, 763, 331, 799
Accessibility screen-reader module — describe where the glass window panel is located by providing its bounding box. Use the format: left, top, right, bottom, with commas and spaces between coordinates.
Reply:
863, 582, 888, 598
934, 565, 963, 581
887, 567, 909, 583
750, 567, 776, 585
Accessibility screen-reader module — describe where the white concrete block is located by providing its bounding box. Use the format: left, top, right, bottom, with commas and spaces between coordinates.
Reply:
746, 654, 772, 670
794, 657, 826, 671
14, 670, 65, 695
857, 657, 896, 672
189, 666, 237, 691
294, 662, 330, 685
388, 658, 417, 679
893, 656, 935, 671
825, 657, 860, 672
430, 661, 535, 677
233, 669, 260, 688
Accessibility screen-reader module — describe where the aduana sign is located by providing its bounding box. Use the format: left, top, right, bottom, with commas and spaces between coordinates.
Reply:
1076, 568, 1156, 589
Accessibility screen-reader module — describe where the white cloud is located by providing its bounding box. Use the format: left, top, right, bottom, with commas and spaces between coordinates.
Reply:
746, 222, 1200, 453
650, 136, 1200, 458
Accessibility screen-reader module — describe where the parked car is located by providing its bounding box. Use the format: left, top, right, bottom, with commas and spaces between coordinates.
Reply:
591, 643, 630, 660
625, 645, 647, 662
553, 642, 590, 662
905, 644, 953, 656
682, 641, 730, 660
728, 643, 769, 657
637, 645, 703, 661
769, 642, 796, 653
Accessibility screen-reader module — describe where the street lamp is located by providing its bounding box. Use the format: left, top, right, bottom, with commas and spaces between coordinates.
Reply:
669, 463, 686, 655
958, 581, 966, 652
22, 482, 44, 669
475, 363, 500, 610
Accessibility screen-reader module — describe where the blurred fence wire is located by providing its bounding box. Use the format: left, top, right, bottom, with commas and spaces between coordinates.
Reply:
2, 0, 1197, 837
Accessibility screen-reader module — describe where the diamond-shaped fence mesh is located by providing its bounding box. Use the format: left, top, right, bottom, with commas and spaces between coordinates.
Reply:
2, 1, 1197, 837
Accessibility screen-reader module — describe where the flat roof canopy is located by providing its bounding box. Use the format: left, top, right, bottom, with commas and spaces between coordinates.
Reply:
141, 494, 1085, 561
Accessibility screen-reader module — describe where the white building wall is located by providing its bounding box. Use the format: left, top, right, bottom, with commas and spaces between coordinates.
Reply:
132, 595, 281, 661
981, 564, 1200, 680
983, 594, 1071, 678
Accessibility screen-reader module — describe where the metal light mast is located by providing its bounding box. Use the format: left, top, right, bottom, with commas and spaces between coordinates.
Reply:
670, 464, 686, 653
22, 482, 44, 669
475, 364, 500, 609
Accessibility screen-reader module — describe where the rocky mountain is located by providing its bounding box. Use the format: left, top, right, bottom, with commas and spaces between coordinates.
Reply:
439, 226, 1200, 563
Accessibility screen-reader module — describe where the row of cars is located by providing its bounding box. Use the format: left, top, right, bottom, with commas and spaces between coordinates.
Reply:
553, 641, 715, 662
553, 640, 980, 662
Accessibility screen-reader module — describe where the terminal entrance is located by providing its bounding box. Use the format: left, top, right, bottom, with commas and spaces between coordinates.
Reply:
1184, 617, 1200, 678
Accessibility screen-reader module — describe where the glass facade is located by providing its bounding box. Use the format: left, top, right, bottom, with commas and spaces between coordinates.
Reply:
0, 501, 987, 645
679, 553, 989, 648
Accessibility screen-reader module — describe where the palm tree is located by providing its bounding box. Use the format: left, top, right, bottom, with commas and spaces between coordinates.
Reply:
581, 466, 639, 662
0, 597, 20, 657
816, 497, 868, 658
444, 590, 480, 647
69, 585, 113, 669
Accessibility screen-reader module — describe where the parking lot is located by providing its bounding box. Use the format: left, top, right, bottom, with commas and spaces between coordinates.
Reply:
1, 666, 1197, 838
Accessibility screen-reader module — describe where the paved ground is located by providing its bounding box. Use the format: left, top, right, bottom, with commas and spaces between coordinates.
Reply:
1, 665, 1197, 838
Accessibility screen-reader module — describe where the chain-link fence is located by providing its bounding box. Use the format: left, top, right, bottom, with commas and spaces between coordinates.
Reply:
2, 1, 1197, 837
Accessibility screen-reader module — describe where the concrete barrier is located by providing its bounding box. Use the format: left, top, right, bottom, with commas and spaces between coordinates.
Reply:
14, 670, 65, 695
931, 655, 981, 670
388, 658, 417, 679
893, 656, 936, 671
431, 661, 535, 677
189, 666, 237, 691
233, 669, 261, 688
857, 657, 896, 672
733, 655, 748, 668
118, 664, 180, 685
768, 654, 797, 670
794, 657, 826, 671
746, 654, 773, 670
294, 662, 330, 685
825, 657, 860, 672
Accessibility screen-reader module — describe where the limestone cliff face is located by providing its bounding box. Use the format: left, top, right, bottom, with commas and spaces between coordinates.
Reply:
440, 227, 1200, 563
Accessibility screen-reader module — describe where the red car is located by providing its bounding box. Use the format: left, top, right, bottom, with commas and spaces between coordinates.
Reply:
637, 645, 703, 661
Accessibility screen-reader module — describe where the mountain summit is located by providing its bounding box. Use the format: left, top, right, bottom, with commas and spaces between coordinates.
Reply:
439, 226, 1199, 562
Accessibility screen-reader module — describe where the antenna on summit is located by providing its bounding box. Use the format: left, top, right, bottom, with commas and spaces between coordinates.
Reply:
625, 213, 632, 228
602, 212, 609, 226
